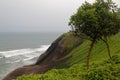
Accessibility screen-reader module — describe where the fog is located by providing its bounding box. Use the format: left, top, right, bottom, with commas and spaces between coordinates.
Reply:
0, 0, 119, 32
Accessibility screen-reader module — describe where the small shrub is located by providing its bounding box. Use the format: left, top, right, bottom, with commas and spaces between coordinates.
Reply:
17, 55, 120, 80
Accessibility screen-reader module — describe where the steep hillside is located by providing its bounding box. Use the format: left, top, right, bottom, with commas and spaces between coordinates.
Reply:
55, 33, 120, 68
3, 32, 83, 80
66, 34, 120, 66
17, 33, 120, 80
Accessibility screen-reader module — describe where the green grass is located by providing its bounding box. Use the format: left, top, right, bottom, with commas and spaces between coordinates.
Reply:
17, 59, 120, 80
17, 34, 120, 80
67, 34, 120, 66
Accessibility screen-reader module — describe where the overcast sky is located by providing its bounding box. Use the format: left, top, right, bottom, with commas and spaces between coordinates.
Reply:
0, 0, 119, 32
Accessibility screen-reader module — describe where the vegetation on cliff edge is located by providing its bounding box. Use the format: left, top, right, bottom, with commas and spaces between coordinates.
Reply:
17, 34, 120, 80
69, 0, 120, 69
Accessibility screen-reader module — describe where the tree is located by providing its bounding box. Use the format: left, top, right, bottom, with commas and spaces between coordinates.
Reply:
69, 0, 120, 69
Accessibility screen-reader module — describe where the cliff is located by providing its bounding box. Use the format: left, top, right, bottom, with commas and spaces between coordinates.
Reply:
16, 33, 120, 80
3, 32, 83, 80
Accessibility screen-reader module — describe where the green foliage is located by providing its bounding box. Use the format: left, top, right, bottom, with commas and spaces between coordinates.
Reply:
69, 0, 120, 69
17, 34, 120, 80
85, 63, 120, 80
17, 58, 120, 80
61, 32, 83, 51
66, 34, 120, 66
69, 0, 120, 41
107, 55, 120, 64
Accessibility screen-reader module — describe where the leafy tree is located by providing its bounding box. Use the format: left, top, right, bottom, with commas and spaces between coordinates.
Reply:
69, 0, 120, 69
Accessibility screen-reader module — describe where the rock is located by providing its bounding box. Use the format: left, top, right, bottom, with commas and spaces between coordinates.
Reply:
3, 32, 82, 80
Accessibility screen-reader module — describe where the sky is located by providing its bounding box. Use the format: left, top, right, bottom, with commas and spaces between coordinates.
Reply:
0, 0, 119, 32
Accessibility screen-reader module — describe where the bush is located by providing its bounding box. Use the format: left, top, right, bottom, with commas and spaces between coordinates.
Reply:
17, 55, 120, 80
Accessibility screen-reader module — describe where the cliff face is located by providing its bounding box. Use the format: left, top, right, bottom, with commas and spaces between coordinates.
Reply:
3, 32, 83, 80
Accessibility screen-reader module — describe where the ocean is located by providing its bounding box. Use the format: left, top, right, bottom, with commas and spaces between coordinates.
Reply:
0, 32, 62, 79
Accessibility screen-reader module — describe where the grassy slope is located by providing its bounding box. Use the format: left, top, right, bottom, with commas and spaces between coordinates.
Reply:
67, 34, 120, 66
17, 34, 120, 80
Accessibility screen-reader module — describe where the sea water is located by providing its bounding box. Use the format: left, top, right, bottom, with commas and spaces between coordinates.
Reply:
0, 32, 62, 79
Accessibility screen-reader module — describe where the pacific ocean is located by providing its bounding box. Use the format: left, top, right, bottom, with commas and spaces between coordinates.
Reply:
0, 32, 62, 79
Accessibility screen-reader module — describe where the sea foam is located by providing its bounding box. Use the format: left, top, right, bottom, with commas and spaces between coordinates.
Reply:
0, 45, 50, 58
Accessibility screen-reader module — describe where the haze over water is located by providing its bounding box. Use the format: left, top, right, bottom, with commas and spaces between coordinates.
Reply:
0, 0, 119, 79
0, 32, 61, 79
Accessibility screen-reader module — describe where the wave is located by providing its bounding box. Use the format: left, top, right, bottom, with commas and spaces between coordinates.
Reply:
6, 60, 21, 64
5, 57, 36, 64
0, 45, 50, 58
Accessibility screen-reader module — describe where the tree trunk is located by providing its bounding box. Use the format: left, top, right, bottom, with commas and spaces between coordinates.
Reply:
87, 41, 95, 70
101, 39, 112, 59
